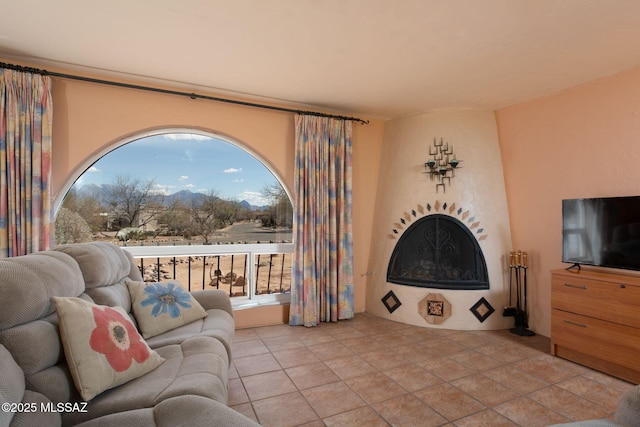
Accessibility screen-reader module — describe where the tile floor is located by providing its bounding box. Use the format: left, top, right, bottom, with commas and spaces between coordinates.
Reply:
228, 313, 634, 427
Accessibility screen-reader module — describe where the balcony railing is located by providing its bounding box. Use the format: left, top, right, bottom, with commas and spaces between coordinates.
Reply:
122, 242, 293, 308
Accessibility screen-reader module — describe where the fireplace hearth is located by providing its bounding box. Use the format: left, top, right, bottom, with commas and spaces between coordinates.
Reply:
387, 214, 489, 290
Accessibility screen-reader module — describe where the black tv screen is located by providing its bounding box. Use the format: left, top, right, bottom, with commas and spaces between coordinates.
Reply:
562, 196, 640, 271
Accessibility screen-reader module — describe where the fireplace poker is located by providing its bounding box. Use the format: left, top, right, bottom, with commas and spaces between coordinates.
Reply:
503, 251, 517, 317
514, 251, 521, 311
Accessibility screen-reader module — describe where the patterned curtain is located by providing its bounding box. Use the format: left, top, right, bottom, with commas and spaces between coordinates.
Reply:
289, 115, 354, 326
0, 67, 53, 257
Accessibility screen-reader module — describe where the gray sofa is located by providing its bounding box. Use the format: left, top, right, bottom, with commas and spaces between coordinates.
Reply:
0, 242, 259, 426
550, 385, 640, 427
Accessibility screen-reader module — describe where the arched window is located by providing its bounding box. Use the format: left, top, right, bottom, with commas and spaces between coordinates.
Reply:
55, 129, 293, 304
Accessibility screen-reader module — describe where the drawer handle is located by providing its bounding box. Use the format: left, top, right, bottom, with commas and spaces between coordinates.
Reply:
564, 319, 587, 328
564, 283, 587, 290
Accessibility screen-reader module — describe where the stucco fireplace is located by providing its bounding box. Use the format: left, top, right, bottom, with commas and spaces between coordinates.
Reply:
366, 110, 515, 330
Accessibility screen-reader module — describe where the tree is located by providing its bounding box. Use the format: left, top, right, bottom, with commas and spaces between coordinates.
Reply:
215, 199, 243, 227
155, 201, 191, 236
70, 191, 106, 232
55, 207, 93, 244
57, 188, 108, 240
190, 191, 223, 244
261, 184, 293, 228
106, 175, 164, 229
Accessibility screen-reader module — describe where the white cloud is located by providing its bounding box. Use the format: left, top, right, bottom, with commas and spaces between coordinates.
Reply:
184, 183, 194, 188
237, 190, 268, 206
88, 166, 100, 172
153, 184, 176, 195
179, 175, 189, 181
184, 149, 195, 162
224, 168, 242, 174
232, 179, 245, 183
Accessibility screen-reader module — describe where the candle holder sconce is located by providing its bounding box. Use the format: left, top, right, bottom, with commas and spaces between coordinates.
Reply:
424, 137, 461, 193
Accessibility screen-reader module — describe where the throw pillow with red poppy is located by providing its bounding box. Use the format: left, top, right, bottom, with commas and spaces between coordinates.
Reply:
53, 297, 164, 401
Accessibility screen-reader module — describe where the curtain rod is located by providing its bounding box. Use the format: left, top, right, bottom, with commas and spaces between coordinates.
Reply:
0, 61, 369, 125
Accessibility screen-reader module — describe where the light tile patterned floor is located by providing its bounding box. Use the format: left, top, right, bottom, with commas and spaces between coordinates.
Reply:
229, 313, 634, 427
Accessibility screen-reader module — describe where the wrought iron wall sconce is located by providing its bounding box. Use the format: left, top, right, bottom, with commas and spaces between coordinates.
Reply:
424, 137, 461, 193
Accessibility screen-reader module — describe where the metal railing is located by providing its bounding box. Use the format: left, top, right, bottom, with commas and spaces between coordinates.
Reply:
123, 243, 293, 308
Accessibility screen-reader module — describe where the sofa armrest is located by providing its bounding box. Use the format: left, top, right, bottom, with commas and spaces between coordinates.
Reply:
74, 395, 260, 427
615, 385, 640, 427
191, 290, 233, 317
549, 385, 640, 427
548, 421, 624, 427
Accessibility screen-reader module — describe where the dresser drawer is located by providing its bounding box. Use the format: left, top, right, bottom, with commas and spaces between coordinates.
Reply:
551, 309, 640, 371
551, 274, 640, 328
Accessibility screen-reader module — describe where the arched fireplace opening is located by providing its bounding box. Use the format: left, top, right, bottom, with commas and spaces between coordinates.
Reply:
387, 214, 489, 290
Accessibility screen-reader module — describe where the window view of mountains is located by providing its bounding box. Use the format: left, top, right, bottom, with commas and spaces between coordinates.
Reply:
56, 178, 293, 246
74, 183, 270, 211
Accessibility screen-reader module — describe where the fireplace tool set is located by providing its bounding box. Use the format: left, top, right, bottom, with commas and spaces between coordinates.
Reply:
504, 250, 535, 336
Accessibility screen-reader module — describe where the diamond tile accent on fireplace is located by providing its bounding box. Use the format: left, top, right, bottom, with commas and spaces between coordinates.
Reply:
388, 200, 486, 241
381, 291, 402, 314
470, 297, 495, 323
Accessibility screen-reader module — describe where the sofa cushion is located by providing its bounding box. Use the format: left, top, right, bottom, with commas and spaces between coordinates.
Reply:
53, 242, 144, 316
53, 297, 164, 401
0, 344, 63, 427
127, 280, 208, 339
53, 242, 142, 289
0, 251, 90, 407
145, 307, 235, 363
0, 344, 24, 427
84, 282, 134, 315
0, 313, 64, 376
62, 336, 230, 425
0, 251, 85, 331
11, 390, 63, 427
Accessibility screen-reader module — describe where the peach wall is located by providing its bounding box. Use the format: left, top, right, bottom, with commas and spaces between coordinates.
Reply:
496, 66, 640, 337
2, 59, 384, 326
50, 78, 296, 200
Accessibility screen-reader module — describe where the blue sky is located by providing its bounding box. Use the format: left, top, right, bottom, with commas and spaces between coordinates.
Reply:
74, 133, 281, 206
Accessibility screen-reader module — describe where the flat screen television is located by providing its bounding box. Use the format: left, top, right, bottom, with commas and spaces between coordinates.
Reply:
562, 196, 640, 271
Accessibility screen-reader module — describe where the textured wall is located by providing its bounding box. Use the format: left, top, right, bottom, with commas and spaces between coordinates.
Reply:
366, 110, 514, 330
496, 66, 640, 337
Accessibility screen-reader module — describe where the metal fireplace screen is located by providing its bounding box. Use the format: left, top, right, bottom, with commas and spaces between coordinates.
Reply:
387, 214, 489, 290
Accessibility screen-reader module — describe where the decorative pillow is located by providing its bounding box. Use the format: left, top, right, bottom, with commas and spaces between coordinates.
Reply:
126, 280, 208, 339
52, 297, 164, 401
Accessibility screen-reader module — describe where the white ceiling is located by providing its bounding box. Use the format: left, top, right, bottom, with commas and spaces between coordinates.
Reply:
2, 0, 640, 120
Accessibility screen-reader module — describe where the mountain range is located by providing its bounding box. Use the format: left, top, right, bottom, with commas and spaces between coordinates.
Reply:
73, 184, 268, 211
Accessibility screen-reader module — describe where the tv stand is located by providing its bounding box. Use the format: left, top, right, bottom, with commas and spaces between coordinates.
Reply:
551, 268, 640, 384
565, 263, 581, 271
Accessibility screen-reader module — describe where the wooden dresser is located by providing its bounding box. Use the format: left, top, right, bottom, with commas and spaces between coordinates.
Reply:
551, 268, 640, 384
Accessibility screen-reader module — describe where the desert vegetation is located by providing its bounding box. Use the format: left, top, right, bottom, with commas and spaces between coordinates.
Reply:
56, 175, 293, 295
